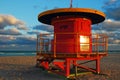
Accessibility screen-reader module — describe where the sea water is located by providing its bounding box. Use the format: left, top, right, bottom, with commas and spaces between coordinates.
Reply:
0, 50, 119, 57
0, 51, 36, 56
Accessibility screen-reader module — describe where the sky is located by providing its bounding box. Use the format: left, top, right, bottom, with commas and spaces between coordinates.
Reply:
0, 0, 120, 51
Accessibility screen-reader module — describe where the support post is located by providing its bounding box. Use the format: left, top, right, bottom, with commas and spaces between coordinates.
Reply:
65, 58, 70, 78
73, 60, 77, 77
96, 57, 100, 74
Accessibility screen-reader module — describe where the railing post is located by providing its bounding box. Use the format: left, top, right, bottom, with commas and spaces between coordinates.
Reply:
76, 33, 78, 57
40, 34, 43, 53
54, 33, 56, 57
96, 34, 99, 55
96, 56, 100, 74
105, 35, 108, 55
36, 35, 38, 53
65, 58, 70, 78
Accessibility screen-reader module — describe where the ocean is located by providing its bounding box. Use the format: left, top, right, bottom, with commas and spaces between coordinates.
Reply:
0, 51, 119, 57
0, 51, 36, 56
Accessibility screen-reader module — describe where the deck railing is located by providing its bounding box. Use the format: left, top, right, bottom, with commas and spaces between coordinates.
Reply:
37, 33, 108, 57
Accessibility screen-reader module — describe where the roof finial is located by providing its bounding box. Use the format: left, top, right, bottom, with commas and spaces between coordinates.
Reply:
70, 0, 72, 8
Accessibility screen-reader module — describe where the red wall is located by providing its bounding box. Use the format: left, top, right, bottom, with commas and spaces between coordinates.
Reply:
51, 16, 92, 54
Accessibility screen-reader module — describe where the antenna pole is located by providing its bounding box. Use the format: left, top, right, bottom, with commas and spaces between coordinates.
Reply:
70, 0, 73, 8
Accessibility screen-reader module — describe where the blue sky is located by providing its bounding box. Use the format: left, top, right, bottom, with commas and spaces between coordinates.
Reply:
0, 0, 120, 51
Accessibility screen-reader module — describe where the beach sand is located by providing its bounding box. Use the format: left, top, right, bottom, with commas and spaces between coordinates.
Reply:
0, 54, 120, 80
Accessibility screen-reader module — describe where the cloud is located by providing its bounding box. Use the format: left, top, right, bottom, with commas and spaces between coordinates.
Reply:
0, 14, 34, 51
0, 44, 36, 51
108, 37, 120, 46
101, 0, 120, 49
103, 0, 120, 20
102, 19, 120, 31
0, 28, 22, 35
27, 30, 40, 35
0, 14, 28, 30
92, 19, 120, 49
0, 33, 36, 45
113, 39, 120, 44
92, 19, 120, 33
15, 36, 36, 45
0, 35, 37, 51
105, 6, 120, 20
114, 32, 120, 39
104, 0, 117, 6
33, 24, 54, 32
0, 35, 16, 45
0, 35, 16, 41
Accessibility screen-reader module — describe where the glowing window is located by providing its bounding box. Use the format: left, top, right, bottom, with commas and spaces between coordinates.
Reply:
80, 36, 90, 51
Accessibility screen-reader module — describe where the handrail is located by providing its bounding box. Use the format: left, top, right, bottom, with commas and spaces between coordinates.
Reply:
36, 33, 108, 57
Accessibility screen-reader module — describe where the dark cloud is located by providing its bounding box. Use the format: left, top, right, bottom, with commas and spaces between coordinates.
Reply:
33, 24, 53, 32
0, 35, 36, 45
0, 14, 28, 30
103, 0, 120, 20
114, 32, 120, 39
105, 6, 120, 20
92, 20, 120, 49
107, 32, 120, 44
27, 30, 40, 35
95, 0, 120, 49
92, 24, 102, 31
15, 36, 36, 45
108, 37, 120, 45
102, 19, 120, 31
0, 44, 36, 51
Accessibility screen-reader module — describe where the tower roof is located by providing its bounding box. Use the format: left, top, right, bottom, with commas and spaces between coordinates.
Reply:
38, 8, 105, 24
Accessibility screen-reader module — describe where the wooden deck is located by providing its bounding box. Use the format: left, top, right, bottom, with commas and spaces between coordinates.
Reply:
37, 52, 107, 59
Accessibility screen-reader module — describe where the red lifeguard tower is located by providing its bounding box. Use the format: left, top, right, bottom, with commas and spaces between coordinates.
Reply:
36, 3, 108, 78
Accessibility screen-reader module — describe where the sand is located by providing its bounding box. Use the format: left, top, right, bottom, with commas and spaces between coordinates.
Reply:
0, 54, 120, 80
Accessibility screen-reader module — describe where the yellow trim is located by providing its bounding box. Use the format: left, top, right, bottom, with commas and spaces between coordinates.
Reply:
38, 8, 105, 19
68, 72, 92, 78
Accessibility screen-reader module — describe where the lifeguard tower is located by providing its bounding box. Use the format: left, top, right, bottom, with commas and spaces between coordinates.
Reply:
36, 1, 108, 78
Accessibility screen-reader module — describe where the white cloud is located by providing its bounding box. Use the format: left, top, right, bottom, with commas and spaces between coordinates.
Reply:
0, 14, 28, 30
21, 36, 36, 41
0, 28, 22, 35
113, 39, 120, 43
0, 35, 16, 41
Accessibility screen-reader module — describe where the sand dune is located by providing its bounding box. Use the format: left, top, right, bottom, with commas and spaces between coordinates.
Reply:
0, 54, 120, 80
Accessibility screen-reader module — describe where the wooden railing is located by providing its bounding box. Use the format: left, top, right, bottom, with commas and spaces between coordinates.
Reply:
37, 33, 108, 57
